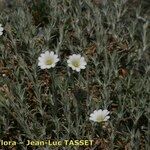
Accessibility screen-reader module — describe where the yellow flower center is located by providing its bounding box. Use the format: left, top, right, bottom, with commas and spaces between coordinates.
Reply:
46, 59, 53, 65
97, 115, 105, 122
72, 60, 80, 67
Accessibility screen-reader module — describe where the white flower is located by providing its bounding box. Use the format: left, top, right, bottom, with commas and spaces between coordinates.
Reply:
38, 51, 59, 69
89, 109, 110, 123
67, 54, 87, 72
0, 24, 4, 36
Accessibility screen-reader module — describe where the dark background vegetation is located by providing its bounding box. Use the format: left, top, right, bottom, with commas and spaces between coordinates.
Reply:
0, 0, 149, 150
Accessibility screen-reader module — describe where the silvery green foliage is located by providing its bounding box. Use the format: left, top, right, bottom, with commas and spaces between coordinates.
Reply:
0, 0, 149, 149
